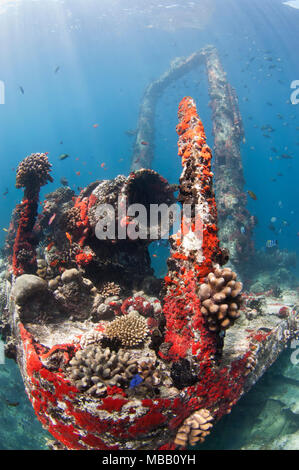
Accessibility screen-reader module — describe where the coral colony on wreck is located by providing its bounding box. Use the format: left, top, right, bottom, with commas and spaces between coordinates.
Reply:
1, 44, 298, 451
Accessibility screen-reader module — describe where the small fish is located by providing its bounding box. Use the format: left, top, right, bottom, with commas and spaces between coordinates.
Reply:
46, 241, 55, 251
76, 171, 80, 176
3, 228, 8, 232
266, 239, 278, 249
3, 188, 8, 196
59, 153, 69, 160
60, 177, 68, 186
141, 141, 149, 146
93, 123, 99, 128
5, 400, 19, 407
48, 213, 56, 225
19, 86, 24, 94
65, 232, 72, 244
100, 162, 105, 168
54, 66, 60, 74
247, 190, 257, 200
281, 153, 293, 159
125, 129, 137, 137
59, 140, 63, 145
240, 226, 246, 234
129, 374, 143, 389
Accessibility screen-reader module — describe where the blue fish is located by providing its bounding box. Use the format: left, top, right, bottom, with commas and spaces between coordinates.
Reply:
266, 239, 278, 249
129, 374, 143, 389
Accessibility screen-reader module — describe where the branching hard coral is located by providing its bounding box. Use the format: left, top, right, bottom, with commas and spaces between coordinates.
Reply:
67, 346, 138, 397
104, 312, 149, 347
100, 281, 122, 298
16, 152, 53, 192
174, 409, 214, 447
198, 265, 243, 332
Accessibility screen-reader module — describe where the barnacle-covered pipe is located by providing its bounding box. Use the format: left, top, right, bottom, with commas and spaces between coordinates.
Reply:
160, 96, 232, 364
205, 47, 255, 270
131, 52, 205, 171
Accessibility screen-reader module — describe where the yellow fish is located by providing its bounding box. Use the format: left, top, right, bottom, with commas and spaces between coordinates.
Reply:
247, 190, 257, 201
65, 232, 72, 244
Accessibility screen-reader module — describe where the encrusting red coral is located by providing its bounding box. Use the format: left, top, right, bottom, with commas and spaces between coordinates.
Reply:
161, 97, 226, 363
